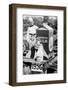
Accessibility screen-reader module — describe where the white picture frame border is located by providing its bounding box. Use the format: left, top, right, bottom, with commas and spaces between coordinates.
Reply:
16, 7, 64, 83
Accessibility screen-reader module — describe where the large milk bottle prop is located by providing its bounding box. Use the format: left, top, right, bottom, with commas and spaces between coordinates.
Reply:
37, 23, 54, 59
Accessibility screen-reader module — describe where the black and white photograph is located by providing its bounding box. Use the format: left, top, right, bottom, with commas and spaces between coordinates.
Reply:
9, 4, 66, 86
23, 15, 57, 75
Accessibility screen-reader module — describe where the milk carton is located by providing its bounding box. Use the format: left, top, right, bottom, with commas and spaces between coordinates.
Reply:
36, 23, 54, 59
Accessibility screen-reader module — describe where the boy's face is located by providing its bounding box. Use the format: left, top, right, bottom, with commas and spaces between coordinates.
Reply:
29, 33, 36, 42
28, 33, 37, 47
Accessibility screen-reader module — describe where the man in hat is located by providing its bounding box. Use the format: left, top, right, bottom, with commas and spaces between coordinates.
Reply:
26, 25, 38, 58
26, 25, 49, 61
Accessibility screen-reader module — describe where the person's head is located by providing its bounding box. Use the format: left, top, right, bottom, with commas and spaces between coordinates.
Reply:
28, 17, 34, 26
29, 30, 36, 42
27, 26, 38, 47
